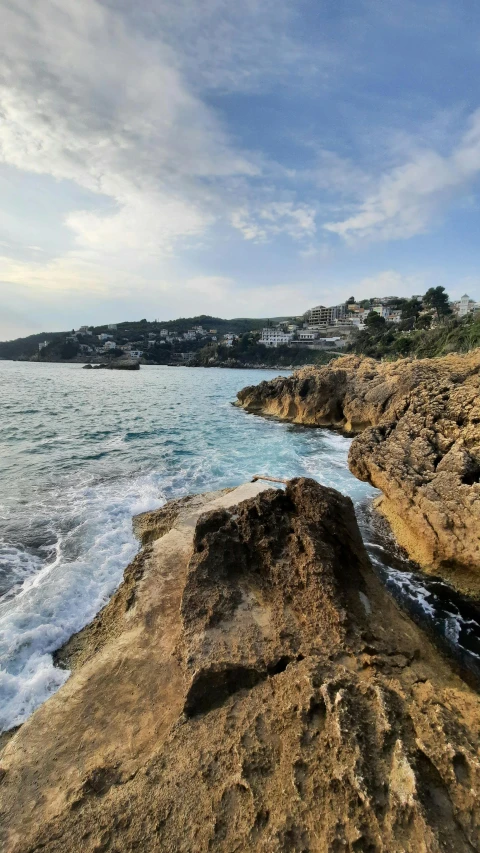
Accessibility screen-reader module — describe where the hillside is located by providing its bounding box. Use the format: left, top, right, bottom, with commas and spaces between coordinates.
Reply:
0, 315, 291, 361
348, 313, 480, 360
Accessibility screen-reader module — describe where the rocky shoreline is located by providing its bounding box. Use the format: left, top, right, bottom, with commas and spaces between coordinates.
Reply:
237, 351, 480, 596
1, 478, 480, 852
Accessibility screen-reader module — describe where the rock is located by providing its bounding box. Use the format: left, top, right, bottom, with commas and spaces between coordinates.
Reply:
237, 351, 480, 588
1, 479, 480, 852
132, 489, 233, 546
83, 361, 140, 371
106, 360, 140, 370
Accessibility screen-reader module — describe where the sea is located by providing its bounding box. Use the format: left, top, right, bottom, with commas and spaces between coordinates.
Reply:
0, 361, 479, 733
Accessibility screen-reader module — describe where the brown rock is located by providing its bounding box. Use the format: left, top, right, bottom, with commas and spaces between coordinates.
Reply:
237, 351, 480, 586
1, 479, 479, 852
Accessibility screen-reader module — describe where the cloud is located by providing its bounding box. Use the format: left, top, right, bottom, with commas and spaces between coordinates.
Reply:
0, 0, 261, 268
324, 109, 480, 242
231, 202, 316, 243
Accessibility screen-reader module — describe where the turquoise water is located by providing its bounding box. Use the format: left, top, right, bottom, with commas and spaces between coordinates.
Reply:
0, 362, 376, 731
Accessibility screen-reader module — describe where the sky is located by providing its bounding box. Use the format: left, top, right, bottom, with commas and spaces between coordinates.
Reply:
1, 0, 480, 338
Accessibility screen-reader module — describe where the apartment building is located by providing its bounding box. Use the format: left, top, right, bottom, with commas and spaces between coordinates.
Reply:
260, 328, 294, 347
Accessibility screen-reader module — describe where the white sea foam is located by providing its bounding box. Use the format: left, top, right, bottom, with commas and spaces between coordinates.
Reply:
0, 472, 163, 731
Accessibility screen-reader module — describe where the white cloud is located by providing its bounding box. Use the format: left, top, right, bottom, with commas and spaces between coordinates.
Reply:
0, 0, 261, 270
324, 109, 480, 242
231, 202, 316, 243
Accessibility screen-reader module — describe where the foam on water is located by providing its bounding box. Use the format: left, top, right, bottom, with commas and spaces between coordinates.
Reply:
0, 471, 164, 730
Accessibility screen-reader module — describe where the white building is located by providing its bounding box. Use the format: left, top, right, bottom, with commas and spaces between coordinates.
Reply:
98, 333, 113, 341
184, 330, 197, 340
457, 294, 477, 317
260, 328, 294, 347
103, 340, 117, 351
108, 323, 117, 331
130, 350, 143, 359
160, 329, 169, 337
38, 340, 49, 351
77, 325, 90, 334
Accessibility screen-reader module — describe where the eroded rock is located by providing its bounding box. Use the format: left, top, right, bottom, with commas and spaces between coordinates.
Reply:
1, 479, 479, 852
237, 351, 480, 586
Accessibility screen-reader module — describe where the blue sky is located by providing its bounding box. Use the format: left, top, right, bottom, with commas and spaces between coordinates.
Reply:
1, 0, 480, 338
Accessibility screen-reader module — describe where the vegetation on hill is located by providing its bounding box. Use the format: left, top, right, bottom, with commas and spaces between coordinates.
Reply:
192, 335, 341, 368
348, 312, 480, 360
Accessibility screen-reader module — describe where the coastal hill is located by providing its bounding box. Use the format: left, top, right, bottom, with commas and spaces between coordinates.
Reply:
0, 315, 286, 361
2, 291, 480, 369
236, 349, 480, 594
1, 478, 479, 851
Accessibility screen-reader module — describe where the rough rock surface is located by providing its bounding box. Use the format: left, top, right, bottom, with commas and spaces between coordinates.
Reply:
237, 351, 480, 587
1, 479, 480, 853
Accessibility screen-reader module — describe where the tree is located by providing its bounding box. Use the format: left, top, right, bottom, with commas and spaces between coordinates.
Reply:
398, 317, 415, 332
394, 337, 413, 356
365, 312, 386, 330
400, 298, 422, 321
423, 286, 452, 318
415, 314, 432, 330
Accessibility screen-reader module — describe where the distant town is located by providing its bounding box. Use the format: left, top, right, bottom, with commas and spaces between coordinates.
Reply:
1, 289, 479, 368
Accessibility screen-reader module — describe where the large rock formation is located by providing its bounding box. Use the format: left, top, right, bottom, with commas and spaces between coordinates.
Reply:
237, 352, 480, 589
1, 479, 479, 852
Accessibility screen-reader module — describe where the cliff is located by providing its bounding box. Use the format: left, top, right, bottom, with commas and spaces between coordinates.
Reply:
237, 351, 480, 589
1, 479, 479, 852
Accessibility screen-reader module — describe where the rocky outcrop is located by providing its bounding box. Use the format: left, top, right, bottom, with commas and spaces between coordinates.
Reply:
1, 479, 480, 852
237, 351, 480, 588
83, 360, 140, 370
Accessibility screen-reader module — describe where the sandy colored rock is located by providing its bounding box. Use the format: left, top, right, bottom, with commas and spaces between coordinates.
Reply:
237, 351, 480, 586
1, 478, 480, 852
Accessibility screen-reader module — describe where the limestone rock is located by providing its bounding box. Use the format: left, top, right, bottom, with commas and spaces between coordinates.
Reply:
237, 351, 480, 584
1, 479, 479, 852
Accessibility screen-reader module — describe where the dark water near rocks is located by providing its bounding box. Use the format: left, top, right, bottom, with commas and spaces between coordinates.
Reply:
0, 362, 478, 732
